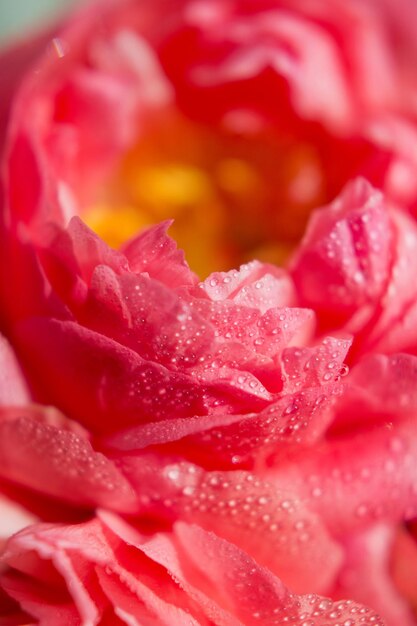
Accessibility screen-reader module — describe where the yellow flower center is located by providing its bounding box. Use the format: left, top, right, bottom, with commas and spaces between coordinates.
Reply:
84, 112, 325, 277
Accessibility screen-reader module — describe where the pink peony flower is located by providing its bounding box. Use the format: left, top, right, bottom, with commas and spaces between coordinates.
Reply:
1, 1, 417, 625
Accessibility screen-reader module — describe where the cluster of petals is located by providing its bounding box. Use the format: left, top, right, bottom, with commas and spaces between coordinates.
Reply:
0, 1, 417, 625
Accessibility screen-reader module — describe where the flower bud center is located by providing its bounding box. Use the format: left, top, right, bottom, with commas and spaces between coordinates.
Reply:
84, 112, 325, 276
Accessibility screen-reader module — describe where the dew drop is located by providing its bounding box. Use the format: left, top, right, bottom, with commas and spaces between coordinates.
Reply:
388, 437, 404, 454
166, 467, 180, 481
284, 402, 298, 415
339, 364, 349, 377
355, 503, 368, 518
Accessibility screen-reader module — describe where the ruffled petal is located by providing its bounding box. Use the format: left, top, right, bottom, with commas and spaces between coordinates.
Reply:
113, 452, 343, 593
0, 405, 137, 512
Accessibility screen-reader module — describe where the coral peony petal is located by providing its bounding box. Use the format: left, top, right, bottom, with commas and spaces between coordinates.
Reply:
0, 405, 137, 512
122, 220, 198, 288
356, 208, 417, 355
331, 352, 417, 434
281, 336, 351, 392
85, 267, 214, 371
16, 316, 277, 434
102, 512, 383, 626
197, 261, 295, 312
332, 524, 417, 626
114, 452, 343, 594
291, 178, 392, 324
271, 418, 417, 535
15, 317, 209, 432
0, 336, 30, 406
0, 515, 385, 626
105, 380, 339, 468
45, 216, 129, 284
0, 494, 37, 543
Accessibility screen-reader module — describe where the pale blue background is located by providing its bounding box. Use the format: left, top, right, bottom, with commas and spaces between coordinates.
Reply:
0, 0, 75, 45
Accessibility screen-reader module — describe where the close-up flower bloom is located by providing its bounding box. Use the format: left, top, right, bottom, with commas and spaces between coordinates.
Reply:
0, 0, 417, 624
